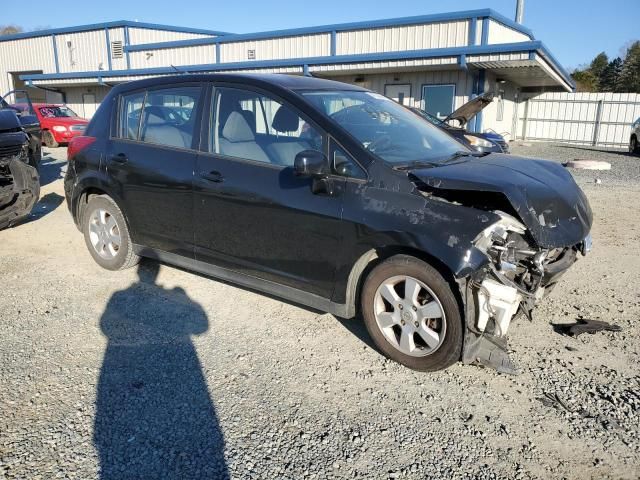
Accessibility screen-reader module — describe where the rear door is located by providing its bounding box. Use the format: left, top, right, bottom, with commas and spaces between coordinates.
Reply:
193, 84, 345, 298
107, 84, 203, 257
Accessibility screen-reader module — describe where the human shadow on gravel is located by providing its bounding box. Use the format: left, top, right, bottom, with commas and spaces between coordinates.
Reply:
94, 261, 229, 480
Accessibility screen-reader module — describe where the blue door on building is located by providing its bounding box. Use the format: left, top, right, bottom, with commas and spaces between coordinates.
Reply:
422, 84, 455, 120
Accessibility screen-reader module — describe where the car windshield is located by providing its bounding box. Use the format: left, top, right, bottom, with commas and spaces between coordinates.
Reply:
413, 109, 447, 127
39, 106, 78, 118
302, 90, 465, 164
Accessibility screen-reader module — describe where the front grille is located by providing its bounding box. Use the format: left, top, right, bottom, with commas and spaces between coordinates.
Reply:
0, 144, 23, 158
70, 124, 87, 132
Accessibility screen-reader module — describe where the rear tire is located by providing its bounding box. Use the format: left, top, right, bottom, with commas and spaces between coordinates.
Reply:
43, 131, 58, 148
82, 195, 139, 270
631, 136, 639, 155
360, 255, 463, 371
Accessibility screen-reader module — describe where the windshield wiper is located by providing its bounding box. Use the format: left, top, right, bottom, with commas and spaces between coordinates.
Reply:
392, 160, 439, 171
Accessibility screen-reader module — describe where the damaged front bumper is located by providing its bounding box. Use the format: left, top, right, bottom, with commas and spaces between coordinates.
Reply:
460, 213, 592, 374
0, 155, 40, 230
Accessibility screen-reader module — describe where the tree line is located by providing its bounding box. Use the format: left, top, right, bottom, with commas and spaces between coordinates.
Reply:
572, 41, 640, 93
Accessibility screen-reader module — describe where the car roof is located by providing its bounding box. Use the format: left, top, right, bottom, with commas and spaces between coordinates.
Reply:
33, 103, 65, 107
111, 73, 367, 94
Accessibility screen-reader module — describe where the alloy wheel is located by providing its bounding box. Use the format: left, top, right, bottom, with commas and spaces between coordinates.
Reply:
373, 275, 446, 357
88, 208, 121, 260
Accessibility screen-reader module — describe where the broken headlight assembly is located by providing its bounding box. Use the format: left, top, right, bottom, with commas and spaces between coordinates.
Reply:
471, 212, 546, 337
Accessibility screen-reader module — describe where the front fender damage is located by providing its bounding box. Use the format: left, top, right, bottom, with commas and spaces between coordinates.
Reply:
408, 171, 592, 375
0, 157, 40, 230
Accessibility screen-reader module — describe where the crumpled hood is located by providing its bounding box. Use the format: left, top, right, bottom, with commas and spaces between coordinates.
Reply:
409, 154, 593, 248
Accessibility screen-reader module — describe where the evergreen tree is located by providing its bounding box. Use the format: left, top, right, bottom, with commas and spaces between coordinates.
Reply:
589, 52, 609, 88
619, 41, 640, 93
599, 58, 623, 92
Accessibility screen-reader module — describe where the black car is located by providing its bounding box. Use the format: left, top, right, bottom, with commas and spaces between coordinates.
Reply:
411, 92, 510, 154
0, 106, 40, 230
1, 90, 42, 170
64, 74, 592, 373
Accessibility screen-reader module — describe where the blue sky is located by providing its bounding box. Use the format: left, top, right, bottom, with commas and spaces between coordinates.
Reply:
4, 0, 639, 70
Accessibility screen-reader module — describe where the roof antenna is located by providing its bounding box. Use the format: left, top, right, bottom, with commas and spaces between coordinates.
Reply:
170, 64, 191, 74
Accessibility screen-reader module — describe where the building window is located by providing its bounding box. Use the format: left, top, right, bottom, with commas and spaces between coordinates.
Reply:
496, 90, 505, 122
422, 84, 455, 120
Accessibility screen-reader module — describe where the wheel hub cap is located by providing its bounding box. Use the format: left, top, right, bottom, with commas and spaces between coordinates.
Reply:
88, 208, 121, 260
373, 275, 446, 357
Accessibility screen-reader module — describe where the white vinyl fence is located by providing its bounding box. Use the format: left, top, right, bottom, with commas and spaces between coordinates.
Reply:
517, 92, 640, 148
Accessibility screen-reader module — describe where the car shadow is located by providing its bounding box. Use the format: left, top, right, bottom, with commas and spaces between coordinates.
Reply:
28, 192, 64, 221
93, 260, 229, 479
39, 151, 66, 186
333, 314, 379, 352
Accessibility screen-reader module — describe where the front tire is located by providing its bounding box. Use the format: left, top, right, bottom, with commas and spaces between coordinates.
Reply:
361, 255, 463, 371
631, 136, 639, 155
82, 195, 139, 270
43, 131, 58, 148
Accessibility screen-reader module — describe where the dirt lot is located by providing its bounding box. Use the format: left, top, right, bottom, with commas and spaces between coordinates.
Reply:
1, 144, 639, 479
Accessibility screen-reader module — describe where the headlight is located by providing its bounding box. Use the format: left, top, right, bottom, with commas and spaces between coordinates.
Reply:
473, 212, 527, 253
463, 134, 495, 148
52, 125, 67, 132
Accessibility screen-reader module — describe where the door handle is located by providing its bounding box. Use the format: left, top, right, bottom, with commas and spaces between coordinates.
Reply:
200, 170, 224, 183
110, 153, 128, 164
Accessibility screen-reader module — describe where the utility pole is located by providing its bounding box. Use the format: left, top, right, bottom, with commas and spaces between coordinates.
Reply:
515, 0, 525, 24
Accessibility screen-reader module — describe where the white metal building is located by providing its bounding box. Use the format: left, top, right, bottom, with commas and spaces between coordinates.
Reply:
0, 9, 574, 140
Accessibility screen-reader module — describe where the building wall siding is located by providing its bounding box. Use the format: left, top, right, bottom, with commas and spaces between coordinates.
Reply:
323, 70, 475, 111
130, 45, 216, 69
63, 85, 111, 119
126, 28, 214, 45
487, 20, 530, 44
54, 30, 109, 73
107, 28, 127, 71
219, 34, 330, 63
0, 36, 57, 93
336, 21, 469, 55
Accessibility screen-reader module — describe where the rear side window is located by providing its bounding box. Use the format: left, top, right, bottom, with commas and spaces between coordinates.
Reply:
118, 86, 201, 150
120, 92, 145, 140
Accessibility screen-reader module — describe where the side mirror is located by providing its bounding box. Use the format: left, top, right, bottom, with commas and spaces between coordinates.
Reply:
294, 150, 329, 177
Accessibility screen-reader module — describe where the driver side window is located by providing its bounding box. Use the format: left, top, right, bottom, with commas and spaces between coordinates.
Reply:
211, 87, 324, 167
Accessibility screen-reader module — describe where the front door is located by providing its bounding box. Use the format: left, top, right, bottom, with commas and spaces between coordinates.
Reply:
107, 84, 203, 257
194, 85, 344, 298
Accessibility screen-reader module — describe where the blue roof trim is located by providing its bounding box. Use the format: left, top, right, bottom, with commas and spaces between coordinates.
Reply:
537, 42, 575, 89
0, 20, 230, 43
20, 40, 571, 89
123, 9, 534, 52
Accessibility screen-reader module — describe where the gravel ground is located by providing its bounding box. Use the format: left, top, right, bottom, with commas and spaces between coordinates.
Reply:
1, 144, 639, 479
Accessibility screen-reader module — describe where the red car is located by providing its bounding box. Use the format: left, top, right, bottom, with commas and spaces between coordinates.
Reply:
30, 104, 89, 148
